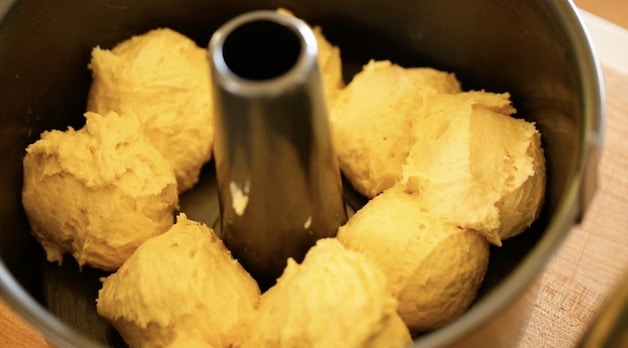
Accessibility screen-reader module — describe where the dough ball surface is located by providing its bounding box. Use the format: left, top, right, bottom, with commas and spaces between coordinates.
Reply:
401, 92, 546, 245
276, 8, 345, 109
331, 60, 461, 198
237, 238, 411, 348
22, 111, 178, 271
338, 188, 489, 332
97, 214, 261, 348
312, 25, 344, 109
88, 28, 214, 192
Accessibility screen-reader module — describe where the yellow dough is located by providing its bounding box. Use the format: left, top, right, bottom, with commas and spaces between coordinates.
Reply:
277, 8, 344, 108
22, 111, 178, 271
237, 238, 411, 348
401, 92, 546, 245
337, 188, 489, 332
331, 60, 461, 198
87, 28, 214, 192
312, 25, 344, 109
97, 214, 261, 348
22, 11, 547, 344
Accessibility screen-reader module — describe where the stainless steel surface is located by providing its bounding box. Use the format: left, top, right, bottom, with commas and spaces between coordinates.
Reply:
209, 11, 346, 287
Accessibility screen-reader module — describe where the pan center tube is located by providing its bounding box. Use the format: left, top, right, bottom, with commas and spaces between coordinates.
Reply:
209, 11, 347, 289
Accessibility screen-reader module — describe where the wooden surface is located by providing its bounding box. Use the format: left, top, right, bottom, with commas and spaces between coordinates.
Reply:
0, 299, 53, 347
2, 17, 628, 348
575, 0, 628, 29
517, 65, 628, 347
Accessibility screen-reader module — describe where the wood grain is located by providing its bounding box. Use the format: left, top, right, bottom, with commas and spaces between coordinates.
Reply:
516, 66, 628, 347
575, 0, 628, 29
0, 298, 52, 347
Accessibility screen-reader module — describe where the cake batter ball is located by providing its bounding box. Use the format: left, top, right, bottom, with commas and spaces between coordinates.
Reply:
237, 238, 411, 348
277, 8, 344, 108
22, 111, 178, 271
331, 60, 461, 198
337, 188, 489, 332
401, 92, 546, 245
97, 214, 261, 348
87, 28, 214, 192
312, 25, 344, 108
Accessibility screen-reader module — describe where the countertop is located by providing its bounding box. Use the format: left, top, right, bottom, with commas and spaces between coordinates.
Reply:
2, 8, 628, 348
518, 63, 628, 346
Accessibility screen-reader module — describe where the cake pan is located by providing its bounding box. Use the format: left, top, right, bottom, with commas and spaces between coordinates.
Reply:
0, 0, 603, 346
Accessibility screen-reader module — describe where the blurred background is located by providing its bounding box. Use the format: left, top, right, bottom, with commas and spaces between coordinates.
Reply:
575, 0, 628, 28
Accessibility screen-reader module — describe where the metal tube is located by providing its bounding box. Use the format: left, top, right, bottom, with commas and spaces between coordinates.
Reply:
209, 11, 347, 288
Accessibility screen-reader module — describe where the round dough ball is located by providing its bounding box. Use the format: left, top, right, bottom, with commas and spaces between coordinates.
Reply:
97, 214, 261, 348
22, 111, 178, 271
87, 28, 214, 192
331, 60, 461, 198
401, 92, 546, 245
337, 188, 489, 332
238, 238, 411, 348
312, 25, 344, 109
277, 8, 344, 109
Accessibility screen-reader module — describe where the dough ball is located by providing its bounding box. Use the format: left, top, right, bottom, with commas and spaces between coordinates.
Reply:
277, 8, 344, 108
97, 214, 261, 348
312, 25, 344, 108
337, 188, 489, 332
331, 60, 461, 198
87, 28, 214, 192
401, 92, 546, 245
237, 238, 411, 348
22, 111, 178, 271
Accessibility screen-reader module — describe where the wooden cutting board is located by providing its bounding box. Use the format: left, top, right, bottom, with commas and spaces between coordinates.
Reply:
517, 65, 628, 346
1, 65, 627, 348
